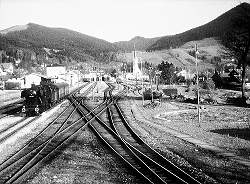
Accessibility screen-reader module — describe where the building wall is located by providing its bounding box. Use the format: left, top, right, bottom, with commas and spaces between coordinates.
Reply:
46, 66, 66, 78
23, 74, 42, 88
177, 70, 195, 80
83, 71, 106, 82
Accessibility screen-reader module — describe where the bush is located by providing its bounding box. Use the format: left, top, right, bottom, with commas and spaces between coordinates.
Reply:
188, 50, 196, 57
201, 79, 215, 90
186, 79, 193, 87
176, 75, 186, 84
202, 94, 218, 104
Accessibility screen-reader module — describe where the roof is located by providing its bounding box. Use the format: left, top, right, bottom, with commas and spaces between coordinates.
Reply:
26, 73, 50, 79
229, 69, 239, 76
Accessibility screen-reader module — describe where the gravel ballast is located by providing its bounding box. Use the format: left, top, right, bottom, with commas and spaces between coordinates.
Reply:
118, 93, 250, 184
1, 82, 249, 183
24, 127, 138, 184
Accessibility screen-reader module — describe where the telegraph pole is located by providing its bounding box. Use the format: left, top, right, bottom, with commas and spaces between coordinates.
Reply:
195, 44, 201, 127
125, 63, 128, 96
149, 67, 154, 103
155, 70, 161, 91
141, 59, 144, 105
92, 85, 94, 101
96, 64, 99, 93
93, 66, 95, 101
77, 65, 80, 91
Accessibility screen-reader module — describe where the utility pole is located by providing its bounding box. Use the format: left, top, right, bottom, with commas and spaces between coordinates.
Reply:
155, 70, 161, 91
77, 65, 80, 90
96, 65, 98, 93
195, 44, 201, 127
124, 62, 128, 96
149, 67, 154, 103
93, 66, 96, 101
151, 77, 153, 103
92, 84, 94, 101
141, 59, 144, 105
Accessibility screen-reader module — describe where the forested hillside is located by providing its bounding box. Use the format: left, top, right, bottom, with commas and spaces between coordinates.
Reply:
114, 36, 160, 52
147, 3, 250, 51
0, 23, 119, 63
1, 2, 249, 71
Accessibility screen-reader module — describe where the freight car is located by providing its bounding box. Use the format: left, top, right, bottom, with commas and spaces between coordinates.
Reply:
162, 88, 178, 99
21, 82, 69, 116
143, 89, 162, 100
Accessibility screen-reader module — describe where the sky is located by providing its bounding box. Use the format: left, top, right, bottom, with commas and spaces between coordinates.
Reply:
0, 0, 249, 42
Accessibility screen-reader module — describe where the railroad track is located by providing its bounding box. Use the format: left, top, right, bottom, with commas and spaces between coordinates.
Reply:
0, 102, 80, 183
107, 102, 202, 184
0, 82, 92, 120
0, 83, 95, 183
0, 82, 93, 143
0, 100, 23, 119
0, 117, 37, 143
73, 82, 201, 184
0, 81, 200, 183
74, 86, 163, 183
0, 99, 24, 113
68, 82, 115, 122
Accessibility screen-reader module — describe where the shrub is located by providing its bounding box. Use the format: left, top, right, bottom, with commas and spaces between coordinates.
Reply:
201, 79, 215, 90
186, 79, 193, 87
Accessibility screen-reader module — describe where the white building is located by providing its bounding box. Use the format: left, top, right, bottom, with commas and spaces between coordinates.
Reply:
132, 50, 142, 78
65, 70, 80, 86
82, 70, 107, 82
21, 73, 49, 88
177, 69, 195, 80
46, 65, 66, 79
124, 50, 149, 81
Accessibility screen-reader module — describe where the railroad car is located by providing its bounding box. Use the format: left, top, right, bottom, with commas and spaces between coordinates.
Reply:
143, 89, 162, 100
21, 82, 69, 116
51, 83, 69, 103
162, 88, 178, 99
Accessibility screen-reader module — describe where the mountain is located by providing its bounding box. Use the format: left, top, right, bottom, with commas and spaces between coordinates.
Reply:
114, 36, 160, 52
147, 2, 250, 51
0, 23, 118, 63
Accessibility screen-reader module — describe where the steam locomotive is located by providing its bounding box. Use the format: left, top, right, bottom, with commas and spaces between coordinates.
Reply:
21, 82, 69, 116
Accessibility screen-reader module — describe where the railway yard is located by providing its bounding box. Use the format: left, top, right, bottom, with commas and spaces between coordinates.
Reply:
0, 81, 249, 184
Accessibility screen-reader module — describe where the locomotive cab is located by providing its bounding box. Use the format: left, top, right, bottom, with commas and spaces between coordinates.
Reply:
21, 86, 43, 116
